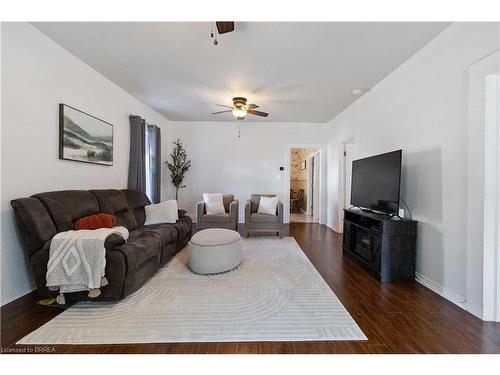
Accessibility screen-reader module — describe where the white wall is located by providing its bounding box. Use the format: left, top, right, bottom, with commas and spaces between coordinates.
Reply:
0, 23, 173, 305
169, 121, 327, 223
325, 23, 499, 313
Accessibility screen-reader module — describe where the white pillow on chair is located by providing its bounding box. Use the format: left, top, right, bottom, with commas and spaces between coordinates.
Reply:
203, 193, 226, 215
144, 200, 179, 225
258, 196, 279, 215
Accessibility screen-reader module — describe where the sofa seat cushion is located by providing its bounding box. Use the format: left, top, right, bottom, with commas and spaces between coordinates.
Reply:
250, 213, 279, 223
202, 213, 230, 223
141, 224, 178, 244
158, 215, 193, 251
117, 230, 161, 269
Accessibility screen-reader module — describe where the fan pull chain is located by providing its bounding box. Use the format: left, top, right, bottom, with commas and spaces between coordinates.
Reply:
214, 24, 219, 46
210, 22, 214, 38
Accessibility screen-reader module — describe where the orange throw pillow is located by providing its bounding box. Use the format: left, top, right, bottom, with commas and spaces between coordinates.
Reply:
75, 213, 116, 230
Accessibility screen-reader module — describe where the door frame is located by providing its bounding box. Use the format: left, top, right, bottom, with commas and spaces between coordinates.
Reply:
285, 143, 326, 225
467, 49, 500, 321
337, 138, 356, 233
312, 151, 321, 221
306, 150, 321, 220
483, 72, 500, 322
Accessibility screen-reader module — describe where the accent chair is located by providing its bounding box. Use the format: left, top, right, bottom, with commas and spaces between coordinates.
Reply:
196, 194, 239, 230
245, 194, 283, 238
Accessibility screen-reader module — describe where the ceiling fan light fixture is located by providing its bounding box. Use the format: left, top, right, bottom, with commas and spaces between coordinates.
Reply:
232, 108, 246, 118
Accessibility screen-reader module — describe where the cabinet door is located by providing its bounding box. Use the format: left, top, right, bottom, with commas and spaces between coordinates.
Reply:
354, 229, 372, 260
370, 234, 382, 271
342, 222, 352, 251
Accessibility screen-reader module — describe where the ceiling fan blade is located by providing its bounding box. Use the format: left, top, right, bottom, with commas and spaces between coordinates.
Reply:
212, 110, 232, 115
216, 104, 233, 109
216, 22, 235, 34
247, 109, 269, 117
247, 103, 259, 109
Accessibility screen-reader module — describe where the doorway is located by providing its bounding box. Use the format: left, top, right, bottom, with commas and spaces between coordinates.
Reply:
290, 147, 319, 223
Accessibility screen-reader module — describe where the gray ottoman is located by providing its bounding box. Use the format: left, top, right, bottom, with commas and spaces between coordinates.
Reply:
187, 228, 242, 274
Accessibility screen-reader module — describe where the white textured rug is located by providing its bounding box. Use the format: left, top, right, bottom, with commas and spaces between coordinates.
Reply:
18, 237, 366, 344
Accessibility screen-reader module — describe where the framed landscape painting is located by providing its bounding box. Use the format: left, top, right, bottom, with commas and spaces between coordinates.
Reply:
59, 104, 113, 166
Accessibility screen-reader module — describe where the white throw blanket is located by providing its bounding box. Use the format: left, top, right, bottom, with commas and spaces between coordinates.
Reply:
46, 226, 129, 303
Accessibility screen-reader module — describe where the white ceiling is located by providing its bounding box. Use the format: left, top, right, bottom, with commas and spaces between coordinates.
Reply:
32, 22, 449, 123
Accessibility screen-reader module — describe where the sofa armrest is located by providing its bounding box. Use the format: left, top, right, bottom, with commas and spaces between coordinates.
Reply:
229, 199, 239, 224
277, 201, 284, 224
105, 233, 126, 251
196, 201, 205, 222
178, 209, 187, 218
245, 200, 251, 223
43, 234, 126, 253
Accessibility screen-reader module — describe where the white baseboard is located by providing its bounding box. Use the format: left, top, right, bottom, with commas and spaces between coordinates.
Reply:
415, 272, 467, 310
326, 222, 341, 233
1, 282, 36, 307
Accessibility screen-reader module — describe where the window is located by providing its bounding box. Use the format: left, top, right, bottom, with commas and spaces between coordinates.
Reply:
145, 124, 161, 203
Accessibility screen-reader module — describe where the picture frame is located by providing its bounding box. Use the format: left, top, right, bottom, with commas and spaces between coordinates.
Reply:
59, 104, 113, 166
300, 160, 307, 170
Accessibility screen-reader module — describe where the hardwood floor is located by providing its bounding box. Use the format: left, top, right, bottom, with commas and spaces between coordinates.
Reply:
2, 223, 499, 354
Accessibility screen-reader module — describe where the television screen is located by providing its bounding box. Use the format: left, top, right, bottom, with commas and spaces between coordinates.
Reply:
350, 150, 402, 215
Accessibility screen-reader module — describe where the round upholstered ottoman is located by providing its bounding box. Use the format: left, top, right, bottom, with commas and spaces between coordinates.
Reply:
187, 228, 242, 274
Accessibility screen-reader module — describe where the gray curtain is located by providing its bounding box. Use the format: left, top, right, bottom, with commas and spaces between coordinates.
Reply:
128, 115, 146, 192
147, 124, 161, 203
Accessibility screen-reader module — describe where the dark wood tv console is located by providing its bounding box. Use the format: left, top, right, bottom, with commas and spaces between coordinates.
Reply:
342, 208, 417, 282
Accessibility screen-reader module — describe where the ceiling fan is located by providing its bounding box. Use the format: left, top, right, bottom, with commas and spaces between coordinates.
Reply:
216, 22, 234, 34
212, 97, 269, 120
210, 22, 234, 45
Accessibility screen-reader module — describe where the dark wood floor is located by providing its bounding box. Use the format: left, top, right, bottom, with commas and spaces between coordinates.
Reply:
2, 223, 500, 354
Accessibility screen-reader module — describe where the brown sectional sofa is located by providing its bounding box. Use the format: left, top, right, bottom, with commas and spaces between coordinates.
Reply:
10, 189, 192, 302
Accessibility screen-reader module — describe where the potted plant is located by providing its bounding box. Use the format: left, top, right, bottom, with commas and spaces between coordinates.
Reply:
166, 139, 191, 200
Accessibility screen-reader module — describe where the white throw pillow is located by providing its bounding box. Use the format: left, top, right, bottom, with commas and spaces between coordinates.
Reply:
203, 193, 226, 215
144, 200, 178, 225
257, 196, 279, 215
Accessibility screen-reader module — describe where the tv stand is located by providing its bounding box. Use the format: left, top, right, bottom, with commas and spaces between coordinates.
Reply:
342, 208, 417, 282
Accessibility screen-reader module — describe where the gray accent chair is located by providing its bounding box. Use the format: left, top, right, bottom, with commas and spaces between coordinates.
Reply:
245, 194, 283, 238
197, 194, 239, 230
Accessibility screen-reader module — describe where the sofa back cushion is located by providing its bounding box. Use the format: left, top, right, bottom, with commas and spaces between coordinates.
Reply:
250, 194, 276, 213
121, 189, 151, 227
90, 189, 138, 231
10, 197, 58, 255
33, 190, 100, 232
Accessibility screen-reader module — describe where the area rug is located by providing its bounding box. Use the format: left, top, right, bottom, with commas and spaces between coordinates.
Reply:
18, 237, 366, 344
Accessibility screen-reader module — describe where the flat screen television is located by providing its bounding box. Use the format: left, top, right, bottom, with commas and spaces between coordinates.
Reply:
350, 150, 402, 215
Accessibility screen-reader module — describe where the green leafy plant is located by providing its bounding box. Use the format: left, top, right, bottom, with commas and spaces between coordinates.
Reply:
166, 139, 191, 200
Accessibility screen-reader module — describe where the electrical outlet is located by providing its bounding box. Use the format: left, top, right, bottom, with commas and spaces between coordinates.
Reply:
399, 208, 405, 217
